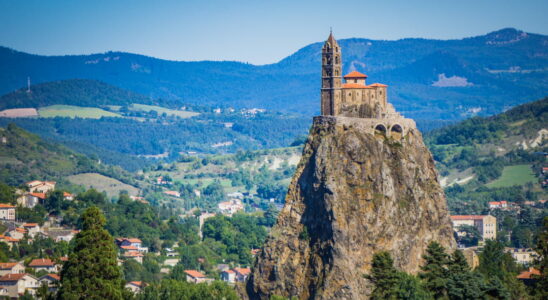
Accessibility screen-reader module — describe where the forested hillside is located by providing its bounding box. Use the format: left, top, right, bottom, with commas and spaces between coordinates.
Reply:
1, 28, 546, 120
0, 123, 136, 186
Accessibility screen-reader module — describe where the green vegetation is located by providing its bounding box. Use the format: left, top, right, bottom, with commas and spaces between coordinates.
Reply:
486, 164, 537, 188
368, 240, 536, 300
38, 104, 122, 119
67, 173, 139, 198
136, 279, 239, 300
0, 123, 136, 186
129, 104, 199, 118
58, 207, 127, 300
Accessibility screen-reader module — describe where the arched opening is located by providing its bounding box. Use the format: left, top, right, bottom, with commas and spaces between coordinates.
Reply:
374, 124, 387, 136
390, 124, 403, 139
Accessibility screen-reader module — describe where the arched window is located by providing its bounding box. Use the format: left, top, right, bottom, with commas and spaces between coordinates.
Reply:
390, 124, 403, 139
374, 124, 387, 136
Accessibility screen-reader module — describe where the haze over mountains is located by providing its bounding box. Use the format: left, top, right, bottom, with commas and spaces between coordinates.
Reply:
1, 28, 546, 120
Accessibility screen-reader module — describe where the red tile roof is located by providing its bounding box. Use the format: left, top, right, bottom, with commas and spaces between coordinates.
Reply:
184, 270, 205, 278
127, 238, 142, 243
29, 258, 55, 267
342, 83, 372, 89
124, 251, 144, 257
517, 267, 540, 279
42, 274, 60, 281
23, 223, 39, 228
120, 245, 138, 250
128, 281, 143, 287
30, 193, 47, 199
343, 71, 367, 78
450, 215, 488, 220
0, 263, 18, 270
0, 204, 15, 208
233, 267, 251, 276
369, 83, 388, 87
223, 270, 235, 274
0, 273, 29, 282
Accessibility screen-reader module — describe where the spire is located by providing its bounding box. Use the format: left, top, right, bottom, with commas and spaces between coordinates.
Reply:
325, 29, 339, 49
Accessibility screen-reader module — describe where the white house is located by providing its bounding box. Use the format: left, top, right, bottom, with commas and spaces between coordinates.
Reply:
26, 181, 55, 193
0, 273, 39, 298
0, 262, 25, 276
125, 281, 145, 293
22, 223, 41, 238
221, 269, 236, 283
28, 259, 58, 273
39, 274, 60, 292
0, 204, 15, 221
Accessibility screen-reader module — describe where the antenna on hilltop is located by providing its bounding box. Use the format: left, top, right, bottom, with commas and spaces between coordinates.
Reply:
27, 77, 31, 93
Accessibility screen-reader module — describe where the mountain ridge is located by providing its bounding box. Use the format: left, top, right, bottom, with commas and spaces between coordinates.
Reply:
1, 28, 546, 119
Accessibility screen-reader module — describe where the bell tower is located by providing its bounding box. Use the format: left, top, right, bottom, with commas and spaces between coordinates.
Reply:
321, 31, 342, 115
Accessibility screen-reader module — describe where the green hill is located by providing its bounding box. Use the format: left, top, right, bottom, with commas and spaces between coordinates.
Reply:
0, 123, 136, 187
0, 79, 159, 110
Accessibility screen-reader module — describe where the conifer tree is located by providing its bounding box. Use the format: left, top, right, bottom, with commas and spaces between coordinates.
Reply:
57, 206, 125, 300
367, 251, 400, 299
446, 250, 484, 300
419, 242, 450, 298
534, 216, 548, 299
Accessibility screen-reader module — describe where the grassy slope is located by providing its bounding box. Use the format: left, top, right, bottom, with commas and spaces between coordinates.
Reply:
129, 104, 199, 118
486, 164, 537, 188
38, 105, 122, 118
67, 173, 139, 198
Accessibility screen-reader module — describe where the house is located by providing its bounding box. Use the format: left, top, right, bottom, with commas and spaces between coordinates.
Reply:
488, 201, 508, 209
156, 176, 168, 185
16, 192, 44, 208
516, 267, 541, 286
233, 267, 251, 282
39, 274, 60, 292
221, 269, 236, 283
63, 192, 74, 201
45, 229, 77, 242
0, 262, 25, 276
28, 259, 58, 273
505, 248, 539, 265
7, 228, 27, 240
0, 204, 15, 221
218, 199, 244, 216
23, 223, 41, 238
125, 281, 145, 293
26, 181, 55, 193
216, 264, 230, 272
163, 190, 180, 198
0, 273, 39, 298
184, 270, 212, 284
117, 238, 148, 253
0, 236, 20, 249
123, 251, 144, 264
450, 215, 497, 240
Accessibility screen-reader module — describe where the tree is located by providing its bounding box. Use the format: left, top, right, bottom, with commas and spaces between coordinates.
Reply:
446, 250, 485, 300
366, 251, 400, 299
44, 190, 64, 215
57, 207, 126, 300
534, 216, 548, 299
419, 242, 450, 298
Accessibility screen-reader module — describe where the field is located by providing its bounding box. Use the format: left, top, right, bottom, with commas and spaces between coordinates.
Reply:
38, 105, 121, 119
129, 104, 200, 118
486, 164, 537, 188
67, 173, 140, 198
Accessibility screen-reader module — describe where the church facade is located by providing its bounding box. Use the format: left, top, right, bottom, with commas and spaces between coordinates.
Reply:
320, 32, 415, 138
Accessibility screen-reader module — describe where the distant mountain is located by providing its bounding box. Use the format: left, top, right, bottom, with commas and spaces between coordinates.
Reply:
1, 28, 546, 120
0, 79, 155, 110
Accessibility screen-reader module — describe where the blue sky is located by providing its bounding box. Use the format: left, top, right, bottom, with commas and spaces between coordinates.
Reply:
1, 0, 547, 64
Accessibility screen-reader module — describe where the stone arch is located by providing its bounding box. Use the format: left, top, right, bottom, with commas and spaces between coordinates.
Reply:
390, 124, 404, 139
374, 124, 387, 136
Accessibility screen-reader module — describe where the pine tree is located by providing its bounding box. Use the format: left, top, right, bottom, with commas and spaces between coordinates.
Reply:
57, 206, 126, 300
446, 250, 485, 300
534, 216, 548, 299
366, 251, 400, 299
419, 242, 450, 298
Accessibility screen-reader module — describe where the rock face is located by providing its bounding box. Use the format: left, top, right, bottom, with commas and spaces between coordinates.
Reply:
246, 116, 455, 300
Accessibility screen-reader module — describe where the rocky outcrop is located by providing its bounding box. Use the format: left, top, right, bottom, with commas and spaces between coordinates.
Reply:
246, 116, 455, 300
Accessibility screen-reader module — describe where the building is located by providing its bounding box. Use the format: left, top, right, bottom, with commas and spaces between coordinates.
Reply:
116, 238, 148, 253
233, 267, 251, 282
125, 281, 145, 293
28, 259, 58, 273
0, 273, 39, 298
23, 223, 41, 238
319, 32, 415, 138
516, 267, 541, 286
7, 228, 27, 240
123, 251, 144, 264
163, 190, 180, 198
218, 199, 244, 216
0, 262, 25, 276
488, 201, 508, 209
26, 181, 55, 193
505, 248, 539, 265
0, 236, 20, 249
39, 274, 60, 292
450, 215, 497, 240
63, 192, 74, 201
221, 269, 236, 283
17, 192, 45, 208
0, 204, 15, 221
46, 229, 77, 242
184, 270, 212, 284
